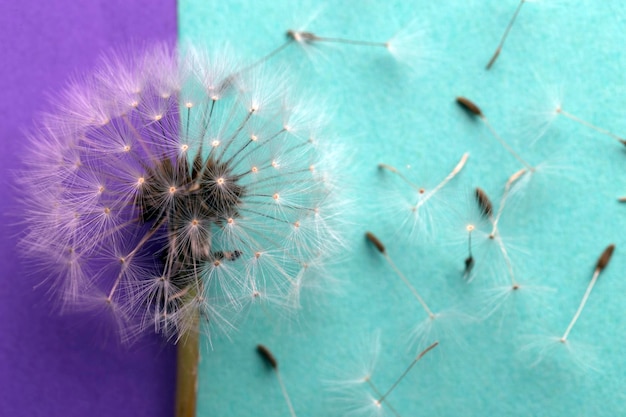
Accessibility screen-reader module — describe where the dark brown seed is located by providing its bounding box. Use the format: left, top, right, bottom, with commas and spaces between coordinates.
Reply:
595, 244, 616, 272
191, 150, 204, 181
475, 188, 493, 218
416, 341, 439, 360
464, 256, 474, 276
286, 30, 318, 42
365, 231, 386, 254
257, 344, 278, 369
456, 97, 483, 117
486, 48, 501, 70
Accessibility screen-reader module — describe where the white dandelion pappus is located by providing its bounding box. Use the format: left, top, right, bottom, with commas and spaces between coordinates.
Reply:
18, 44, 344, 343
326, 331, 438, 417
378, 153, 469, 244
520, 244, 616, 372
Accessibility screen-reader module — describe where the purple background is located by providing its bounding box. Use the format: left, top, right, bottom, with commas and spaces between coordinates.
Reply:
0, 1, 178, 416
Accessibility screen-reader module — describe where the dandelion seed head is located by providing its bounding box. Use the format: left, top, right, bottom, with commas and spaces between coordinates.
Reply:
19, 44, 344, 342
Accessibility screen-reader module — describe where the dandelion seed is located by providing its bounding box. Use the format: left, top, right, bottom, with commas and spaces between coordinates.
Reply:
257, 344, 297, 417
560, 244, 615, 344
474, 272, 555, 324
456, 96, 533, 170
326, 332, 437, 417
555, 106, 626, 146
379, 153, 468, 199
366, 232, 470, 350
486, 0, 528, 70
370, 341, 438, 417
521, 333, 600, 371
247, 16, 430, 73
366, 232, 435, 320
378, 153, 468, 241
522, 244, 615, 370
489, 168, 528, 239
286, 30, 388, 48
453, 184, 527, 285
471, 186, 519, 284
474, 187, 494, 219
528, 87, 626, 146
456, 96, 483, 117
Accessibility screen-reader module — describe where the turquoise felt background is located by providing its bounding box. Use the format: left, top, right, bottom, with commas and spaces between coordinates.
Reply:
179, 1, 626, 416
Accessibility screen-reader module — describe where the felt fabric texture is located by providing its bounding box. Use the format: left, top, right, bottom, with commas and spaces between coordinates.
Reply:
0, 1, 177, 416
178, 1, 626, 416
4, 1, 626, 416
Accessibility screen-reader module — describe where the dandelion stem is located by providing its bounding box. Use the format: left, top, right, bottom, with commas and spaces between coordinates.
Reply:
457, 96, 532, 169
197, 99, 216, 146
378, 342, 438, 404
107, 218, 165, 300
486, 0, 526, 70
240, 40, 295, 74
560, 271, 598, 343
490, 168, 528, 237
496, 235, 518, 288
557, 109, 626, 145
379, 153, 469, 207
257, 344, 297, 417
221, 109, 255, 157
366, 232, 436, 318
482, 117, 533, 170
185, 106, 191, 143
276, 372, 297, 417
175, 304, 200, 417
561, 244, 615, 342
473, 184, 519, 286
229, 128, 287, 172
385, 254, 435, 318
308, 35, 387, 47
365, 380, 402, 417
378, 163, 422, 192
422, 153, 469, 205
122, 114, 157, 163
